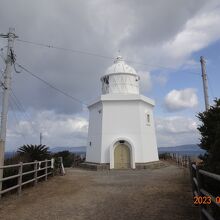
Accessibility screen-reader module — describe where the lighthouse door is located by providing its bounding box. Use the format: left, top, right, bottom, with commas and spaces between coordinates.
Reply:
114, 144, 130, 169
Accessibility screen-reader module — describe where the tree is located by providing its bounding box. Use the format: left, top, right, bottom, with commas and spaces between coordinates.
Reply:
53, 151, 75, 167
197, 98, 220, 173
17, 144, 50, 162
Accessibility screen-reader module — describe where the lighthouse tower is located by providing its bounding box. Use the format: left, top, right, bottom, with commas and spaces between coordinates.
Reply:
86, 56, 159, 169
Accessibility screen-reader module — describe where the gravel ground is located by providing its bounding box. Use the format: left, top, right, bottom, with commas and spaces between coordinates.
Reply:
0, 162, 199, 220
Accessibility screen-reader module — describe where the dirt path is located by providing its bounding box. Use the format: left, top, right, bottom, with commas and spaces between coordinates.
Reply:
0, 162, 199, 220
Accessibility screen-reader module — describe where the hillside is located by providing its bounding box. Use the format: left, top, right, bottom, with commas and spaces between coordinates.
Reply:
49, 146, 86, 153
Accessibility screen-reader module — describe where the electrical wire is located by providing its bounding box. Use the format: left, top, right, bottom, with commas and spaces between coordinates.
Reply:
17, 39, 114, 61
9, 96, 28, 143
10, 90, 38, 134
11, 89, 32, 121
16, 38, 205, 76
17, 38, 181, 71
10, 89, 26, 112
5, 38, 204, 112
16, 63, 87, 106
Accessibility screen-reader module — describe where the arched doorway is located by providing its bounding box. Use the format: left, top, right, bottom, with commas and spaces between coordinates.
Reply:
114, 143, 131, 169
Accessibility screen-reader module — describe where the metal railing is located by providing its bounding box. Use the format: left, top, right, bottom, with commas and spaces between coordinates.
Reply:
189, 162, 220, 220
0, 158, 55, 197
159, 152, 191, 167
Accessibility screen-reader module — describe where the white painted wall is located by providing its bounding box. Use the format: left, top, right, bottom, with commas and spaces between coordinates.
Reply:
86, 94, 159, 167
86, 102, 103, 163
138, 101, 159, 162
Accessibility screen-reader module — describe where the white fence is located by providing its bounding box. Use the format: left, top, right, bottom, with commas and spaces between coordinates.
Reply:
160, 152, 220, 219
190, 162, 220, 220
0, 159, 55, 197
160, 152, 191, 167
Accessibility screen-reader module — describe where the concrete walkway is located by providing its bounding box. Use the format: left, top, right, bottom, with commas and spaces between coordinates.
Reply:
0, 162, 199, 220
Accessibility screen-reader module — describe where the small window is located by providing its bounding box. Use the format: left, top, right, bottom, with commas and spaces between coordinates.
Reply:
98, 109, 102, 114
145, 112, 151, 125
147, 114, 150, 123
103, 76, 109, 85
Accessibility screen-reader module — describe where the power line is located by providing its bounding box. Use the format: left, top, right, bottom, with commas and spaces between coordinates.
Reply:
16, 63, 87, 106
10, 90, 38, 134
9, 96, 27, 143
10, 89, 25, 112
17, 39, 114, 61
17, 38, 180, 71
16, 38, 205, 75
10, 89, 32, 121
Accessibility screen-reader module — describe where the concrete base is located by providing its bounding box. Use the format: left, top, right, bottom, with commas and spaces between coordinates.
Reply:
135, 161, 164, 169
79, 162, 110, 171
80, 161, 164, 171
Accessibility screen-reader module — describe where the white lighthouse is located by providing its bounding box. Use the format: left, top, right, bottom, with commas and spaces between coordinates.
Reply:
86, 56, 159, 169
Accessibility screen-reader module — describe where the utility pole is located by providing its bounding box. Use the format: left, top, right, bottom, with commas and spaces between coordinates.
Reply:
0, 28, 17, 192
200, 56, 209, 111
40, 132, 42, 145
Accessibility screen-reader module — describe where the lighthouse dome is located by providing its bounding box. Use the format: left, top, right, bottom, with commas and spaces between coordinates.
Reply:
101, 56, 140, 95
105, 56, 137, 76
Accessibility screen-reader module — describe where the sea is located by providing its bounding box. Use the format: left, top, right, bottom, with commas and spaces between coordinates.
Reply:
158, 144, 205, 157
5, 145, 205, 159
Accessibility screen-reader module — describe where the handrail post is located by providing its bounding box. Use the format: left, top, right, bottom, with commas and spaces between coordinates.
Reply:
51, 158, 55, 177
0, 167, 2, 198
189, 160, 196, 200
195, 165, 202, 196
59, 157, 65, 175
45, 160, 48, 181
0, 159, 58, 197
34, 160, 38, 186
18, 162, 23, 195
195, 165, 204, 220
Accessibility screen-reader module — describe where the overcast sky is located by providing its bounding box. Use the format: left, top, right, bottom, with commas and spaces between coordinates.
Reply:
0, 0, 220, 151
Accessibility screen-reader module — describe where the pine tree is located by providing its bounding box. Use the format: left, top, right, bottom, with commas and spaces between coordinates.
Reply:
197, 98, 220, 173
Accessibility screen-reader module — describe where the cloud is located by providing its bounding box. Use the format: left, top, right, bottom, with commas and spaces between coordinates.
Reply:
156, 116, 197, 133
156, 116, 199, 147
6, 110, 88, 151
161, 6, 220, 63
0, 0, 219, 115
120, 1, 220, 69
164, 88, 198, 111
138, 71, 152, 93
0, 0, 219, 150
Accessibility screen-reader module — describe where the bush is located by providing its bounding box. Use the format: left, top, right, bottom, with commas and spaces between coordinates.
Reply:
17, 144, 51, 162
53, 151, 75, 167
159, 153, 172, 160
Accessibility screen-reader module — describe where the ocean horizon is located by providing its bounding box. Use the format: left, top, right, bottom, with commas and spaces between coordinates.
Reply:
158, 144, 205, 156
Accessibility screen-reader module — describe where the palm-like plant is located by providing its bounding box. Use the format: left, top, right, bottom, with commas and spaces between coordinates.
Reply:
17, 144, 50, 161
